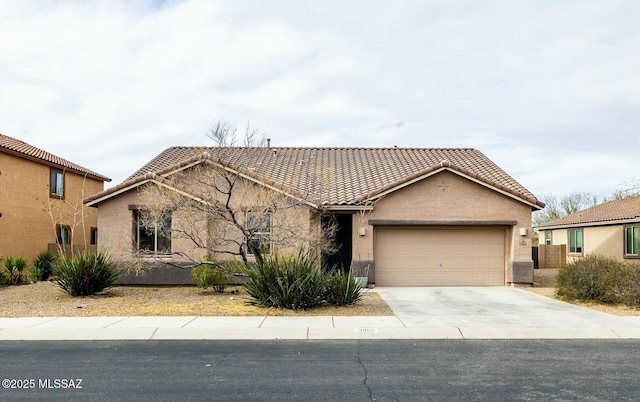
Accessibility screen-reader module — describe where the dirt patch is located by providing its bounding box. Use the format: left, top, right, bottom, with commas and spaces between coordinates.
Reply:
0, 281, 394, 317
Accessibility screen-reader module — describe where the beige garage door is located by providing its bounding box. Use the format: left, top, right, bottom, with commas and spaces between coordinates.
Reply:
375, 228, 505, 286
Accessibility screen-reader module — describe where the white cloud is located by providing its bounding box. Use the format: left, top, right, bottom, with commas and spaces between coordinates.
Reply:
0, 0, 638, 198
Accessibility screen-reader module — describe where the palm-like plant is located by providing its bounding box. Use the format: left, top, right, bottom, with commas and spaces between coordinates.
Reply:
2, 256, 29, 285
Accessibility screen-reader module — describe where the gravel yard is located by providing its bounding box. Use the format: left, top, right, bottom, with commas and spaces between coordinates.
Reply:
2, 270, 639, 317
0, 281, 393, 317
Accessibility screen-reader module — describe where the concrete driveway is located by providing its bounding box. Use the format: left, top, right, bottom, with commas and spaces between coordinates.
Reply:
375, 287, 640, 330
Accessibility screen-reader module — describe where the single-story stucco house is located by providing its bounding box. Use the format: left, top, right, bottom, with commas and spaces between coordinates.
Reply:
535, 196, 640, 262
84, 146, 544, 286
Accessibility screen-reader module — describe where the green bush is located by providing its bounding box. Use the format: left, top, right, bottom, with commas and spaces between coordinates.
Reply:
30, 251, 57, 282
611, 262, 640, 308
191, 264, 227, 292
243, 250, 330, 310
556, 254, 640, 306
2, 256, 29, 285
325, 270, 364, 306
53, 251, 121, 296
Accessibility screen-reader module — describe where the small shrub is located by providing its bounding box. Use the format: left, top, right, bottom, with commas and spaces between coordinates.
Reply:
30, 251, 57, 282
326, 270, 364, 306
243, 250, 329, 310
53, 251, 121, 296
191, 264, 227, 293
556, 254, 629, 304
2, 256, 29, 285
612, 262, 640, 308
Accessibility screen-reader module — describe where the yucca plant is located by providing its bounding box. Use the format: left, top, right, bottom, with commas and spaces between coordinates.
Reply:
243, 249, 330, 310
326, 270, 365, 306
53, 250, 121, 296
2, 256, 29, 285
30, 251, 57, 282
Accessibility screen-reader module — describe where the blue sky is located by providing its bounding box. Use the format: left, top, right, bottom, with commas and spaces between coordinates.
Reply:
1, 0, 638, 200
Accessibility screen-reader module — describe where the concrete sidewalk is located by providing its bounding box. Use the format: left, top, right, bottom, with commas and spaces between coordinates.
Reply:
3, 287, 640, 340
2, 314, 640, 340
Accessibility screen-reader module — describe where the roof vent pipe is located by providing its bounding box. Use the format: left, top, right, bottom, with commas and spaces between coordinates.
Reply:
267, 138, 271, 148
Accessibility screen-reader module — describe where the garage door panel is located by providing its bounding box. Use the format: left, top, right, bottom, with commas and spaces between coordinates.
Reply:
375, 228, 505, 286
487, 244, 504, 256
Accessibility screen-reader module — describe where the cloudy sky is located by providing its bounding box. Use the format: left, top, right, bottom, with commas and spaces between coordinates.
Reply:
1, 0, 638, 200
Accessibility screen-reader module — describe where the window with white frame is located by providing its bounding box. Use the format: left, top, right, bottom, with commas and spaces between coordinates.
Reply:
568, 228, 583, 254
545, 231, 552, 245
245, 210, 272, 255
135, 211, 172, 255
624, 225, 639, 257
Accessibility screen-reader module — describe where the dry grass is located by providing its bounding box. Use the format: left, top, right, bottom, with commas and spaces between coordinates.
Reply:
0, 281, 394, 317
521, 268, 640, 316
523, 286, 640, 316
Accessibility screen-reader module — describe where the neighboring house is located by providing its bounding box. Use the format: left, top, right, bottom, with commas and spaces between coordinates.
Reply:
535, 196, 640, 262
85, 146, 544, 286
0, 133, 111, 261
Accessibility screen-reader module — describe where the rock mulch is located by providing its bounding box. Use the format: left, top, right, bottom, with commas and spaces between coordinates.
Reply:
0, 281, 394, 317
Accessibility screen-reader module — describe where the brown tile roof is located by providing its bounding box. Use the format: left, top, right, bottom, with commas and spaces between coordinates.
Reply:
0, 133, 111, 182
536, 196, 640, 228
86, 146, 543, 208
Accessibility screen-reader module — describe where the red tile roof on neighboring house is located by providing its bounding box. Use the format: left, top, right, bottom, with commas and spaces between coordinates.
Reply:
85, 146, 543, 208
535, 196, 640, 229
0, 133, 111, 182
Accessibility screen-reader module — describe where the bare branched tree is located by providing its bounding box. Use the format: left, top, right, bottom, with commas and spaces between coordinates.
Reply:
39, 172, 95, 257
534, 180, 640, 226
609, 177, 640, 200
207, 120, 266, 147
533, 192, 598, 226
136, 121, 337, 274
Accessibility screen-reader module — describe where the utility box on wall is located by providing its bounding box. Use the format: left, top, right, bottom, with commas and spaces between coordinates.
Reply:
509, 260, 534, 284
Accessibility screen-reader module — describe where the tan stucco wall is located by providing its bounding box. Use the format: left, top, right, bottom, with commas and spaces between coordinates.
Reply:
96, 189, 139, 261
96, 181, 315, 268
0, 152, 104, 262
351, 171, 535, 282
544, 225, 626, 262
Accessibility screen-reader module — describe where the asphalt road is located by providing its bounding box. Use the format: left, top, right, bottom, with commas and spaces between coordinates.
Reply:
1, 340, 639, 401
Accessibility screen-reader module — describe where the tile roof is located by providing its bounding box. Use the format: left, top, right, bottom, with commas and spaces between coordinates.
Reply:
0, 133, 111, 182
86, 146, 543, 208
535, 196, 640, 228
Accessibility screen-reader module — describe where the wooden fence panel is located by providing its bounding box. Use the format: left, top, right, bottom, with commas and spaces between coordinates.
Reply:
538, 244, 566, 268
